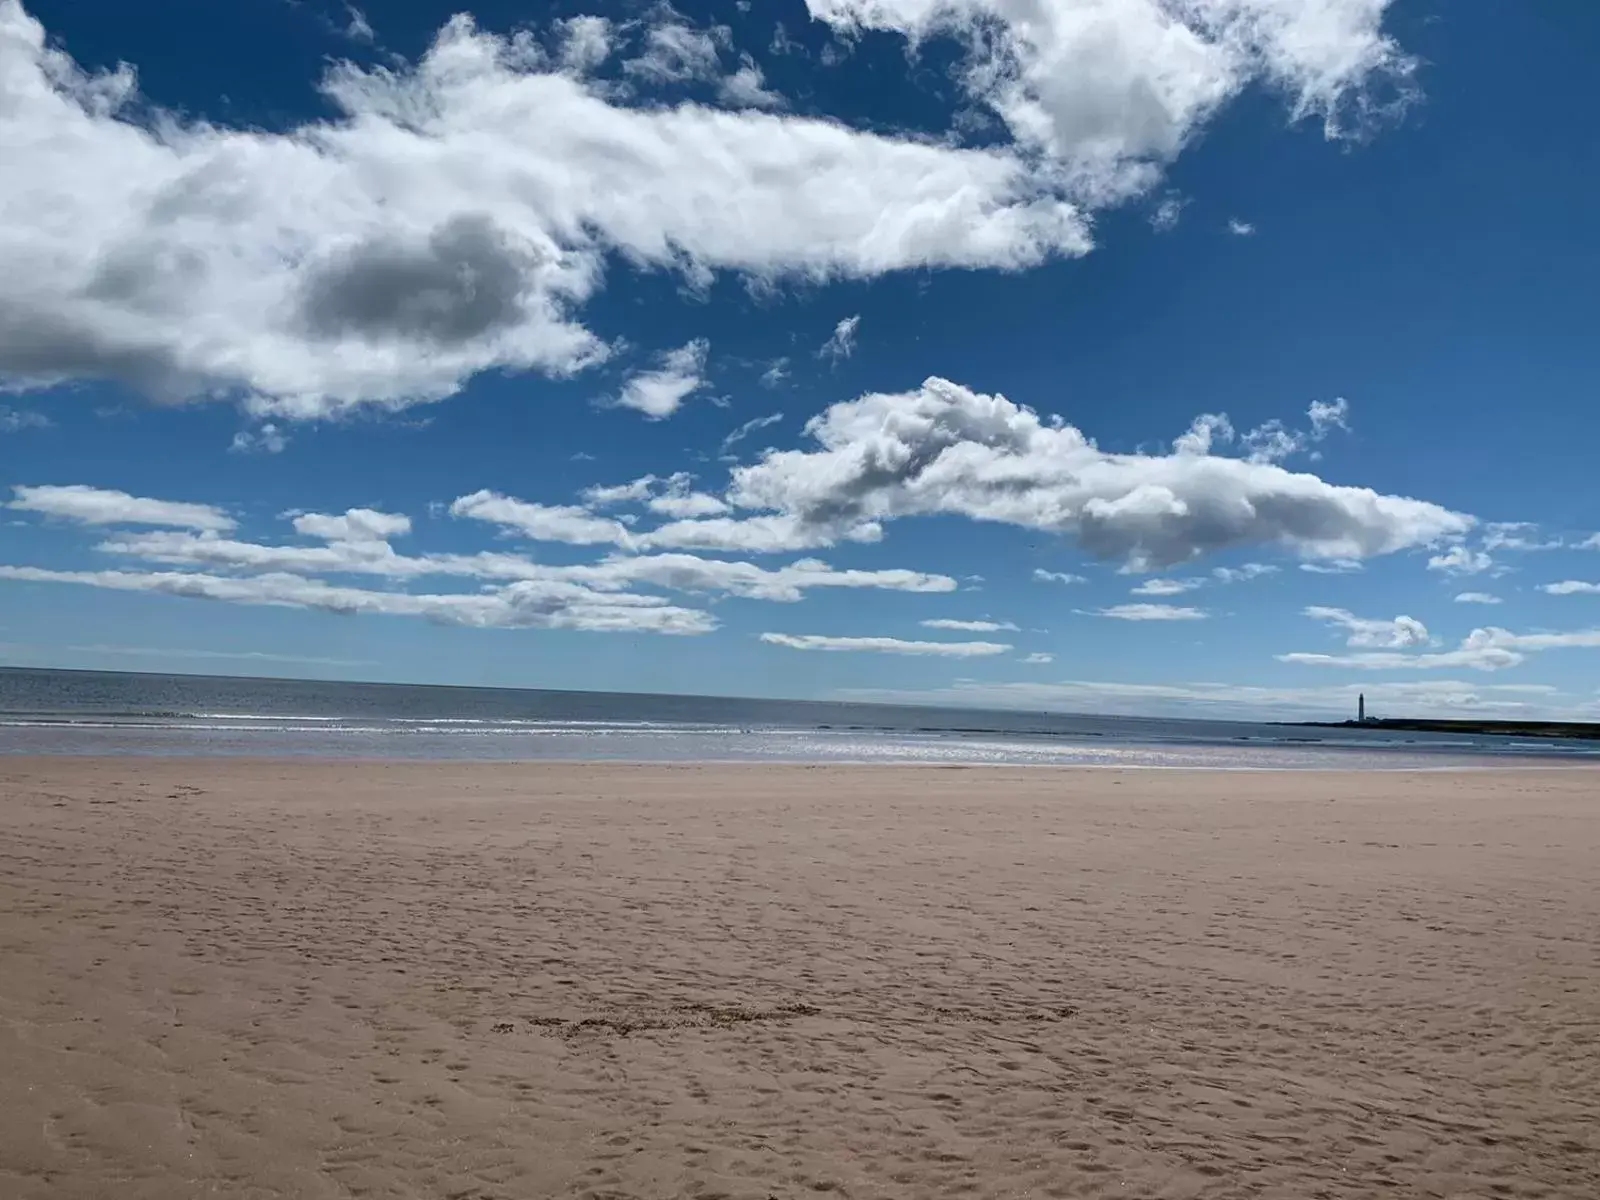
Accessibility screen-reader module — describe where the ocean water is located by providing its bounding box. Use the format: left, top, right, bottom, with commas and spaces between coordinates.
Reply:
1, 666, 1593, 769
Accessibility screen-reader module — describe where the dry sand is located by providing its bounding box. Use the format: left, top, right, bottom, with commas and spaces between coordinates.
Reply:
1, 760, 1597, 1199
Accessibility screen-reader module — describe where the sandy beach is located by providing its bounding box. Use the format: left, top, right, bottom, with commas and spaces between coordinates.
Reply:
1, 760, 1596, 1199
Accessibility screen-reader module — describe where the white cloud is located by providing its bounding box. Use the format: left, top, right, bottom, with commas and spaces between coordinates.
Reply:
1482, 522, 1562, 552
639, 512, 881, 554
1308, 397, 1350, 438
622, 10, 724, 85
920, 617, 1017, 632
720, 59, 785, 108
1227, 218, 1256, 236
0, 405, 50, 432
450, 490, 634, 545
554, 15, 615, 72
725, 378, 1468, 569
720, 411, 783, 455
1427, 545, 1493, 575
229, 423, 288, 454
645, 473, 731, 518
1279, 625, 1600, 673
0, 2, 1095, 417
1581, 534, 1600, 550
1033, 568, 1085, 584
1181, 398, 1351, 467
582, 476, 659, 507
1088, 603, 1206, 621
92, 517, 956, 603
1212, 562, 1276, 584
818, 314, 861, 361
343, 5, 375, 44
613, 339, 710, 418
760, 632, 1010, 656
1300, 558, 1363, 574
1149, 192, 1185, 232
759, 359, 790, 389
1303, 605, 1430, 648
806, 0, 1415, 198
9, 484, 235, 532
293, 507, 412, 543
0, 566, 715, 634
1541, 581, 1600, 596
1130, 577, 1201, 596
1454, 592, 1502, 605
1021, 651, 1053, 664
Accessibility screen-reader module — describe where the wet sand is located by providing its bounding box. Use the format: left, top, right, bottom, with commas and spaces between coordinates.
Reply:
2, 759, 1597, 1198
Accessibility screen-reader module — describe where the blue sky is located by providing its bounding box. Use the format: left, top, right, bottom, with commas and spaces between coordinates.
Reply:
3, 0, 1599, 720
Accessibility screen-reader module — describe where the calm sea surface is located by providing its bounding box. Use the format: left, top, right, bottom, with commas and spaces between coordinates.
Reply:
2, 667, 1594, 769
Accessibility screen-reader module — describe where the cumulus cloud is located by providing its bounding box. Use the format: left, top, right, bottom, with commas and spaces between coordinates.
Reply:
723, 378, 1468, 570
1021, 651, 1053, 664
920, 617, 1017, 632
1303, 605, 1430, 648
1541, 581, 1600, 596
0, 1, 1095, 417
760, 632, 1010, 656
9, 484, 235, 532
1300, 558, 1363, 575
1130, 577, 1201, 596
1088, 603, 1206, 621
613, 340, 710, 418
293, 507, 412, 543
818, 314, 861, 361
1454, 592, 1501, 605
1033, 568, 1086, 584
806, 0, 1415, 200
758, 359, 790, 389
1427, 545, 1493, 575
1227, 218, 1257, 237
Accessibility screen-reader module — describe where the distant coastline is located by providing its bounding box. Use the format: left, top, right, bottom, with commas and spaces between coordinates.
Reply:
1289, 718, 1600, 743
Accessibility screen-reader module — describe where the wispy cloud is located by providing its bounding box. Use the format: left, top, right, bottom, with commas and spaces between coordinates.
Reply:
818, 314, 861, 361
760, 632, 1011, 656
1085, 604, 1207, 621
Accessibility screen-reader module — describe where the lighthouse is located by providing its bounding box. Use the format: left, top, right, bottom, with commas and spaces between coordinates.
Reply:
1358, 693, 1366, 723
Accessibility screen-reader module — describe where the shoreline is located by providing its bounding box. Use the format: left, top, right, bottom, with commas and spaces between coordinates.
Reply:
5, 751, 1600, 772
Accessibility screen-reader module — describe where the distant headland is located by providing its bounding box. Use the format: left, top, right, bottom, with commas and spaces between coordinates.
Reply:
1286, 718, 1600, 742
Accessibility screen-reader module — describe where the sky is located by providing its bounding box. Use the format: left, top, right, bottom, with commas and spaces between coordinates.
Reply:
2, 0, 1599, 721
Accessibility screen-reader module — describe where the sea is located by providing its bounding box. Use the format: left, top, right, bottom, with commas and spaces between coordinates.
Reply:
0, 666, 1593, 769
